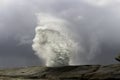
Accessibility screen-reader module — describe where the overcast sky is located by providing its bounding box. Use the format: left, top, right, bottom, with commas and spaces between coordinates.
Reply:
0, 0, 120, 68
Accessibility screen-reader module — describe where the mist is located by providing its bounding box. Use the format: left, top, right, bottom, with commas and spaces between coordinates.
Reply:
0, 0, 120, 67
32, 13, 79, 66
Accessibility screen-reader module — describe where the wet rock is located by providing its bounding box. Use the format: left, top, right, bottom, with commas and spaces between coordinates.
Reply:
115, 54, 120, 62
0, 64, 120, 80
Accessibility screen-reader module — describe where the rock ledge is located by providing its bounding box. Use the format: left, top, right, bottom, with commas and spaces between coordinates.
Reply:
0, 64, 120, 80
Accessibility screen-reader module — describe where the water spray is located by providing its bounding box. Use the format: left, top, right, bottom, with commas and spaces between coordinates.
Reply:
32, 13, 77, 67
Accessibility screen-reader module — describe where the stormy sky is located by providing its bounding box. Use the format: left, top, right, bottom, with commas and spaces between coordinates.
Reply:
0, 0, 120, 68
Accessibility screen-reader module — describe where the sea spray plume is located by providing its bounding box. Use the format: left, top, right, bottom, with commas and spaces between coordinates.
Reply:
32, 14, 77, 67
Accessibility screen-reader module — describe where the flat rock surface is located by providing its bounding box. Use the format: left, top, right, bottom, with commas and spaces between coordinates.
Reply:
0, 64, 120, 80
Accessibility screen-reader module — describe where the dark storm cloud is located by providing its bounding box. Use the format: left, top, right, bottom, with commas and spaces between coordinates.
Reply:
0, 38, 44, 68
0, 0, 42, 68
0, 0, 120, 67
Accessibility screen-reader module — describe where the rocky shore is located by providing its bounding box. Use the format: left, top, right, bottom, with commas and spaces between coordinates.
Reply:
0, 64, 120, 80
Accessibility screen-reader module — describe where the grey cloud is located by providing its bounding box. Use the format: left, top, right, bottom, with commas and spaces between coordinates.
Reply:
0, 0, 120, 67
82, 0, 120, 7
